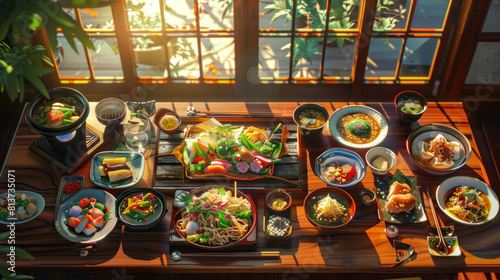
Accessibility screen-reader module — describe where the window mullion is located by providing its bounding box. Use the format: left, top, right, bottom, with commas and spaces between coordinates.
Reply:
352, 0, 377, 99
75, 9, 95, 81
319, 0, 332, 81
111, 0, 136, 93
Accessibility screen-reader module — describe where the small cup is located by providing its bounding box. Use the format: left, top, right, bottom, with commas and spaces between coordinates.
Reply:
95, 98, 127, 127
365, 147, 397, 175
394, 90, 428, 124
154, 108, 182, 135
359, 189, 375, 206
293, 104, 330, 136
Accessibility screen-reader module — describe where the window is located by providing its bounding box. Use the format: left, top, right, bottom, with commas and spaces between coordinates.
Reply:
44, 0, 458, 100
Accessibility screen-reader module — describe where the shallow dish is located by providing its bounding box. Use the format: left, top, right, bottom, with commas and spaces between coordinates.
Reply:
315, 148, 366, 187
0, 191, 45, 225
303, 187, 355, 229
329, 105, 388, 149
55, 189, 117, 244
126, 100, 156, 118
89, 151, 145, 189
116, 188, 167, 230
171, 185, 257, 250
407, 124, 471, 175
427, 236, 461, 257
375, 170, 427, 224
436, 176, 499, 225
153, 108, 182, 135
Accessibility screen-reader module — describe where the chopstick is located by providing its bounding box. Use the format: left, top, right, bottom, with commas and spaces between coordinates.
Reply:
180, 251, 280, 259
197, 111, 282, 117
425, 188, 447, 253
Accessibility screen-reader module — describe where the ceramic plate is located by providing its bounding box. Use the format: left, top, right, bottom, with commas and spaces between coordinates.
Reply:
55, 189, 117, 244
427, 236, 461, 257
375, 170, 427, 223
407, 124, 471, 175
89, 151, 145, 189
436, 176, 499, 225
0, 191, 45, 225
116, 188, 167, 230
329, 105, 388, 149
315, 148, 366, 187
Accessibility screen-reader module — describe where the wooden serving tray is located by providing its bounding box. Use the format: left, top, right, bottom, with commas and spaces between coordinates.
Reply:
153, 117, 305, 195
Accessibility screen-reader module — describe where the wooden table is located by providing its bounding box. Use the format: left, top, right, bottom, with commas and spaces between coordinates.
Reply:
1, 102, 499, 274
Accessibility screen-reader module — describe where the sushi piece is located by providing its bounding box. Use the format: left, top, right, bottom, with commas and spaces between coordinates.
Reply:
236, 162, 250, 173
82, 214, 94, 223
211, 159, 233, 170
92, 216, 105, 228
250, 159, 264, 173
108, 169, 133, 183
99, 164, 130, 176
385, 193, 416, 213
68, 205, 82, 217
203, 165, 228, 174
102, 157, 127, 166
82, 223, 97, 235
67, 217, 81, 229
388, 182, 412, 198
88, 208, 104, 219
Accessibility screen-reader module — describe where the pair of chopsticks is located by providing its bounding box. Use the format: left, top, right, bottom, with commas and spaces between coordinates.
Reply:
176, 251, 280, 260
425, 188, 447, 253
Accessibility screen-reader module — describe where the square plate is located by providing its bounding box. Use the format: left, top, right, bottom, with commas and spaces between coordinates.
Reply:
89, 151, 145, 189
375, 170, 427, 223
427, 236, 461, 256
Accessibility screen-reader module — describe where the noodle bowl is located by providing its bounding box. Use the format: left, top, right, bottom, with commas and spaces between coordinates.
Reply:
174, 186, 256, 248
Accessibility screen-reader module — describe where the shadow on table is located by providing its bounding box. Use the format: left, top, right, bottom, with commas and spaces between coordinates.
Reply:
120, 216, 170, 261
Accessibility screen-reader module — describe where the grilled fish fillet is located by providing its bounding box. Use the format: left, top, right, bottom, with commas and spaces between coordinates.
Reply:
385, 193, 416, 213
388, 182, 412, 197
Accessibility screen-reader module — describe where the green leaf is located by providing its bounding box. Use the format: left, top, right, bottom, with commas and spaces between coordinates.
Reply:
3, 74, 19, 102
10, 275, 34, 280
218, 211, 228, 229
61, 27, 78, 54
0, 10, 16, 42
0, 231, 10, 241
15, 247, 34, 260
23, 72, 49, 99
26, 13, 43, 31
337, 38, 345, 48
0, 260, 10, 280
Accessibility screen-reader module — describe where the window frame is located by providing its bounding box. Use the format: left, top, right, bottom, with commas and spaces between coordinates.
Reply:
38, 0, 461, 102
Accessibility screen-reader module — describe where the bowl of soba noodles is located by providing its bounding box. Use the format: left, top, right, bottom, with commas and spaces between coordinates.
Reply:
26, 87, 89, 137
172, 185, 257, 250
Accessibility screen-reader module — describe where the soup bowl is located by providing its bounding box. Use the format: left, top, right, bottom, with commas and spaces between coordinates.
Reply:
293, 104, 330, 136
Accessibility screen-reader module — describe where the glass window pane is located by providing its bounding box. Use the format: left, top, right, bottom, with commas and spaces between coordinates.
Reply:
465, 43, 500, 84
328, 0, 360, 30
170, 38, 200, 78
89, 38, 123, 78
127, 0, 162, 30
80, 7, 115, 30
132, 37, 170, 77
197, 1, 234, 31
57, 36, 91, 78
292, 37, 322, 78
164, 0, 197, 30
259, 37, 291, 79
411, 0, 450, 30
365, 37, 403, 78
482, 0, 500, 32
295, 1, 327, 30
259, 0, 292, 30
398, 37, 438, 78
372, 0, 410, 31
201, 38, 235, 79
323, 37, 356, 79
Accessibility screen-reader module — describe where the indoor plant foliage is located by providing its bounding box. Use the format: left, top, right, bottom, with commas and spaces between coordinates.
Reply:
0, 232, 34, 280
0, 0, 116, 102
265, 0, 406, 68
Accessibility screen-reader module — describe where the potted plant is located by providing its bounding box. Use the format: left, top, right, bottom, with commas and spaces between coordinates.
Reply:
0, 0, 116, 102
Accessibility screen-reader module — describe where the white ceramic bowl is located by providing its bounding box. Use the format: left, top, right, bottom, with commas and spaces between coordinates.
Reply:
436, 176, 499, 225
329, 105, 388, 149
365, 147, 397, 175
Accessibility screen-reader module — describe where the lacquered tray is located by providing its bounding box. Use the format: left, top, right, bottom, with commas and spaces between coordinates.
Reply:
153, 117, 305, 195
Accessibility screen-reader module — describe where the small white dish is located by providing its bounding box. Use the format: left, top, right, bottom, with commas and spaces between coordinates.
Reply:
365, 147, 397, 175
427, 236, 461, 257
436, 176, 499, 225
